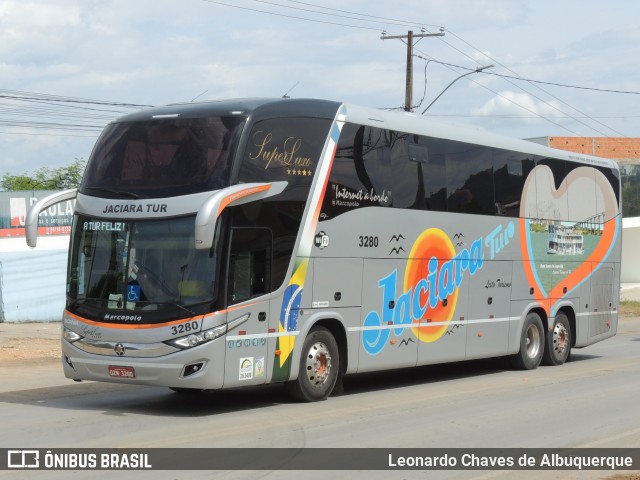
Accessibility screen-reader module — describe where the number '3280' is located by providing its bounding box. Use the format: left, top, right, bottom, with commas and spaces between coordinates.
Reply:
171, 321, 199, 336
358, 235, 379, 248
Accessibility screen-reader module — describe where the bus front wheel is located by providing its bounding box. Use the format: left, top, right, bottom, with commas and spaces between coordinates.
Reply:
542, 312, 572, 366
287, 326, 339, 402
510, 312, 544, 370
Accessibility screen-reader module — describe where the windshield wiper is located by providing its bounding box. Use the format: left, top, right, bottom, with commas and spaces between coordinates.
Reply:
70, 298, 198, 317
166, 302, 198, 317
84, 187, 144, 199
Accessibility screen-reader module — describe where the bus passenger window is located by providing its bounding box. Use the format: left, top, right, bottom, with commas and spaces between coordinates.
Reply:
444, 141, 494, 215
493, 149, 535, 217
321, 123, 391, 217
392, 134, 446, 211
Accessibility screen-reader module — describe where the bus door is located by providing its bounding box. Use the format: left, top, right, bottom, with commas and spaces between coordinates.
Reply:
222, 227, 272, 387
588, 264, 615, 340
416, 260, 469, 366
465, 261, 513, 359
358, 259, 418, 372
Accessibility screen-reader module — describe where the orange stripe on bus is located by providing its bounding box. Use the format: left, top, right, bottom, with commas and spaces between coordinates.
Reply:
217, 184, 271, 216
64, 301, 263, 330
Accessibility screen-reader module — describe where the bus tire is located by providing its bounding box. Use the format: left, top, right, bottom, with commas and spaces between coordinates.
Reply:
509, 312, 544, 370
542, 312, 571, 366
286, 326, 339, 402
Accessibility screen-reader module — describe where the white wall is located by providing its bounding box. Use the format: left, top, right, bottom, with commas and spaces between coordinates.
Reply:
0, 236, 69, 322
621, 217, 640, 283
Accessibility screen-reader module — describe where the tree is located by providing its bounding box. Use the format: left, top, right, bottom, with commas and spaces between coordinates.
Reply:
1, 158, 86, 190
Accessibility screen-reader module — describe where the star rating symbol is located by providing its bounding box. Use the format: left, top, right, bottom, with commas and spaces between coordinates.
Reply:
287, 169, 313, 176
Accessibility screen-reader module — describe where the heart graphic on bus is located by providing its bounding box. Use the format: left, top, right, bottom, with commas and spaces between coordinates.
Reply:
519, 165, 619, 308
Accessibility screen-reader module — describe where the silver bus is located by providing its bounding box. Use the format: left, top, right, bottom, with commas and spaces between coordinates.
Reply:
27, 98, 622, 401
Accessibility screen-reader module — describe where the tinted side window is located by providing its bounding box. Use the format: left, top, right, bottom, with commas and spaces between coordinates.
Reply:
390, 133, 446, 211
537, 157, 568, 190
239, 116, 332, 199
493, 149, 535, 216
597, 165, 621, 213
321, 123, 391, 218
444, 140, 494, 215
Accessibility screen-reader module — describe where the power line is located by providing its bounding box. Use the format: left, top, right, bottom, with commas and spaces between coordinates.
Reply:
252, 0, 411, 28
0, 90, 152, 108
201, 0, 382, 31
206, 0, 441, 30
0, 120, 104, 131
0, 130, 100, 138
432, 29, 626, 137
201, 0, 633, 136
0, 89, 149, 137
281, 0, 439, 28
419, 59, 640, 95
414, 52, 584, 136
414, 49, 605, 136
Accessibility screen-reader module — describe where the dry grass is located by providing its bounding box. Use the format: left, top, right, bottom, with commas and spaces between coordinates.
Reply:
620, 301, 640, 317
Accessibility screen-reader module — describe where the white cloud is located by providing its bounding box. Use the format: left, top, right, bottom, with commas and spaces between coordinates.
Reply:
475, 91, 561, 117
470, 90, 570, 134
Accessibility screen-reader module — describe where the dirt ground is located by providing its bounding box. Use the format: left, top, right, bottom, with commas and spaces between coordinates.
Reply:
0, 321, 60, 364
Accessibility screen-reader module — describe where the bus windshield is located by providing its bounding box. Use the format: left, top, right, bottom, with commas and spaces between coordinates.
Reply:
81, 116, 245, 198
68, 215, 218, 321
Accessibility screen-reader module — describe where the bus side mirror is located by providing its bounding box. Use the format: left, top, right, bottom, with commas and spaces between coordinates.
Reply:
194, 182, 287, 250
25, 189, 78, 248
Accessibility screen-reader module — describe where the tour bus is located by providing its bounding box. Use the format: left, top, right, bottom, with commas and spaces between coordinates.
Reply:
27, 98, 621, 401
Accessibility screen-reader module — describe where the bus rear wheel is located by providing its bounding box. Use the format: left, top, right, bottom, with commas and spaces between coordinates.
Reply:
510, 312, 544, 370
287, 326, 339, 402
542, 312, 571, 366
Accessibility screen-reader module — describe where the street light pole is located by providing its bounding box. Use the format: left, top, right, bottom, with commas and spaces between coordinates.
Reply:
421, 64, 494, 114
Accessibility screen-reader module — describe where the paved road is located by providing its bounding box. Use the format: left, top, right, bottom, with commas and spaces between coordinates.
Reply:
1, 319, 639, 480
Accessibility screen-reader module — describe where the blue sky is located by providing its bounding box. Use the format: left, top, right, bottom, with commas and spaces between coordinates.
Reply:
1, 0, 639, 176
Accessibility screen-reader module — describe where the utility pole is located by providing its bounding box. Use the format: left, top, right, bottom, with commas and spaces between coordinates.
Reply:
381, 29, 444, 112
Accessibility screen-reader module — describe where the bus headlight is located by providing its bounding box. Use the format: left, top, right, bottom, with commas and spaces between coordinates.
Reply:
166, 324, 227, 349
63, 326, 83, 343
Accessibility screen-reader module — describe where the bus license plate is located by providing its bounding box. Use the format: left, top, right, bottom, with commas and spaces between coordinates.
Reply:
108, 366, 136, 379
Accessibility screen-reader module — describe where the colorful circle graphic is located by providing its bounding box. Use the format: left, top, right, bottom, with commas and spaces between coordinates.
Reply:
404, 228, 458, 343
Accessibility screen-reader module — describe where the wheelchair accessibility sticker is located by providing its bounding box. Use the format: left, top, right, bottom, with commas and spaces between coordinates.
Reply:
127, 285, 141, 302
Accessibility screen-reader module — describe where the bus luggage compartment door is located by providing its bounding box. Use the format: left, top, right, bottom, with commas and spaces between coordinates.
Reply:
465, 260, 513, 359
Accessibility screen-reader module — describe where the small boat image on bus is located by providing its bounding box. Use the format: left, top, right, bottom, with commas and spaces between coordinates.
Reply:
547, 224, 585, 255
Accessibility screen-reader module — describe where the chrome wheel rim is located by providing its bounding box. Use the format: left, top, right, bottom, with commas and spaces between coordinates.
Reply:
305, 341, 332, 389
525, 323, 541, 359
552, 322, 569, 357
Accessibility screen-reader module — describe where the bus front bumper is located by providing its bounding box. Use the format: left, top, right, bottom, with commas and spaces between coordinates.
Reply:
61, 338, 226, 390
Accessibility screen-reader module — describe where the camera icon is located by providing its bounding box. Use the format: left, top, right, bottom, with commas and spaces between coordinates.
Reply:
7, 450, 39, 469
